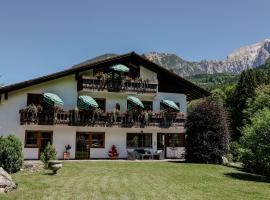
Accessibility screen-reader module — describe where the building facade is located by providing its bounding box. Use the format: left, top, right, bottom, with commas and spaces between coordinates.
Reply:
0, 52, 209, 159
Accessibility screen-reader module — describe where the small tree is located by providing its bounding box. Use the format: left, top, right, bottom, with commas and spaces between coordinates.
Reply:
40, 143, 57, 168
0, 135, 23, 173
240, 108, 270, 176
185, 100, 230, 163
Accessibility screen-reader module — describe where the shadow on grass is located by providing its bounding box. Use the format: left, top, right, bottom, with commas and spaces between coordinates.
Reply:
42, 172, 58, 176
168, 160, 186, 164
224, 172, 270, 183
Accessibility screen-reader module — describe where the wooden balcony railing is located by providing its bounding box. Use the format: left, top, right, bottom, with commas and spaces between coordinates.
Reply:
77, 76, 158, 93
20, 109, 185, 128
19, 109, 71, 125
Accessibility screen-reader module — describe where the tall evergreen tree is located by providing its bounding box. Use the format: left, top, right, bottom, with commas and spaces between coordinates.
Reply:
230, 66, 270, 140
230, 70, 257, 140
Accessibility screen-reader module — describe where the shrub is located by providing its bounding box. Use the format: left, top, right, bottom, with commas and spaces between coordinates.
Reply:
229, 141, 243, 162
185, 100, 230, 163
0, 135, 23, 173
240, 108, 270, 176
40, 142, 57, 168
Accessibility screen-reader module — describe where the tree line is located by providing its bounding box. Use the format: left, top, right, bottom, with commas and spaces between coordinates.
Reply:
186, 61, 270, 176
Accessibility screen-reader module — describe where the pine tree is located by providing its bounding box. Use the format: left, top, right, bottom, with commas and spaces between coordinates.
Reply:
230, 70, 259, 140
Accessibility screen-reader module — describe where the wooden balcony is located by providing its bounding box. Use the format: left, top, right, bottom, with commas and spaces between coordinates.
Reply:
19, 109, 71, 125
20, 109, 185, 128
77, 76, 158, 93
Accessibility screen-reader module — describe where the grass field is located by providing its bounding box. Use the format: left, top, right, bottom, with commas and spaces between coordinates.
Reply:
1, 161, 270, 200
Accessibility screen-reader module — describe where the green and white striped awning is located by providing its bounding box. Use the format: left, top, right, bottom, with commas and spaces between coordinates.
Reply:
127, 96, 144, 108
78, 95, 98, 110
161, 99, 180, 111
110, 64, 130, 72
43, 93, 64, 106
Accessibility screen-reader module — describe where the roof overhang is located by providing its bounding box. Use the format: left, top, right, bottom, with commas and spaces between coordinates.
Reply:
0, 52, 210, 101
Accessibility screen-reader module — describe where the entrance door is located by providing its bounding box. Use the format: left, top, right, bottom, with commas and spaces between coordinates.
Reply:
157, 133, 185, 159
76, 132, 90, 159
157, 133, 166, 158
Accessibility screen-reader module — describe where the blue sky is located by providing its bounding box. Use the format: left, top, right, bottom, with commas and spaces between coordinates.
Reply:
0, 0, 270, 84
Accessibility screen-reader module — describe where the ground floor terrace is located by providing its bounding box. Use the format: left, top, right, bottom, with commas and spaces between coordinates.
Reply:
2, 161, 270, 200
21, 126, 185, 160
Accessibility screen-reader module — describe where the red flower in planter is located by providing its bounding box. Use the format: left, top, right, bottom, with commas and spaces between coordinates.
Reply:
108, 145, 119, 159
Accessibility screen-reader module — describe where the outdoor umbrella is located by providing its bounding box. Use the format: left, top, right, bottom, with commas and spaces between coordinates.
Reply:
161, 99, 180, 111
43, 93, 64, 106
127, 96, 144, 108
110, 64, 130, 72
78, 95, 99, 110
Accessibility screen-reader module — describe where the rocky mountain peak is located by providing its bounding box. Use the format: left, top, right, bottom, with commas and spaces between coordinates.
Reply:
144, 39, 270, 76
74, 39, 270, 77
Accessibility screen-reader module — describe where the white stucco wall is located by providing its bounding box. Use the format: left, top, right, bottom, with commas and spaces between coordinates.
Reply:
153, 92, 187, 113
75, 126, 185, 159
0, 72, 187, 159
0, 75, 77, 159
78, 91, 187, 114
140, 66, 157, 82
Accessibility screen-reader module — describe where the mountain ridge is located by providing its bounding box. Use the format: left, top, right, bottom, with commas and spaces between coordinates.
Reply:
73, 39, 270, 77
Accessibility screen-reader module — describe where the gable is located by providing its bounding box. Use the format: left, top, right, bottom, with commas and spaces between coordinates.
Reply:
0, 52, 210, 101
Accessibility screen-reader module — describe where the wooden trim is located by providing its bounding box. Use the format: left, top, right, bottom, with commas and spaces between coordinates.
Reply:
0, 52, 210, 101
126, 133, 153, 148
75, 132, 105, 150
90, 132, 105, 148
165, 133, 185, 147
93, 98, 106, 112
24, 131, 38, 148
24, 130, 53, 149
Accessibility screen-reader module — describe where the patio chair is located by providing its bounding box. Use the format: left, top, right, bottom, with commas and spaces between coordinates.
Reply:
153, 150, 165, 160
127, 149, 139, 159
127, 150, 136, 160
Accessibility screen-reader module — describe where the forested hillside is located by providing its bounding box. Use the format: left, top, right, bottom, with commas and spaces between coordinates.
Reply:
187, 73, 238, 90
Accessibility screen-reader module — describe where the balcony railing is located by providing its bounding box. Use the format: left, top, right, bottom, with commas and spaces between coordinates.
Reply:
19, 109, 71, 125
77, 76, 158, 93
19, 109, 185, 128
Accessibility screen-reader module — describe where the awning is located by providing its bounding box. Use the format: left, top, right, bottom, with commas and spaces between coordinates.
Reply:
78, 95, 98, 110
127, 96, 144, 108
161, 99, 180, 111
43, 93, 64, 106
110, 64, 130, 72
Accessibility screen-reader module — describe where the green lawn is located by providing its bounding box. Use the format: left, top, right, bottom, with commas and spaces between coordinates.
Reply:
1, 161, 270, 200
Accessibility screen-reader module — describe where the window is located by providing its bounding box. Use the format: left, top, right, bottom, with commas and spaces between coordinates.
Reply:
27, 93, 43, 106
166, 133, 184, 147
142, 101, 153, 111
127, 133, 152, 148
76, 132, 105, 149
25, 131, 38, 147
90, 132, 105, 148
94, 98, 106, 112
25, 131, 53, 148
40, 132, 53, 149
27, 93, 53, 112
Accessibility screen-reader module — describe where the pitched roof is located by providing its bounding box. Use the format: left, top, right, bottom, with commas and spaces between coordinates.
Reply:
0, 52, 210, 100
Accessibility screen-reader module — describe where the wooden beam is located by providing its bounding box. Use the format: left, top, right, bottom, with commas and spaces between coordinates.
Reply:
4, 92, 8, 100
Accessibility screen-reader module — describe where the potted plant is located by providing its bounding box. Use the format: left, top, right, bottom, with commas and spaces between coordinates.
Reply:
108, 145, 119, 159
63, 144, 71, 160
